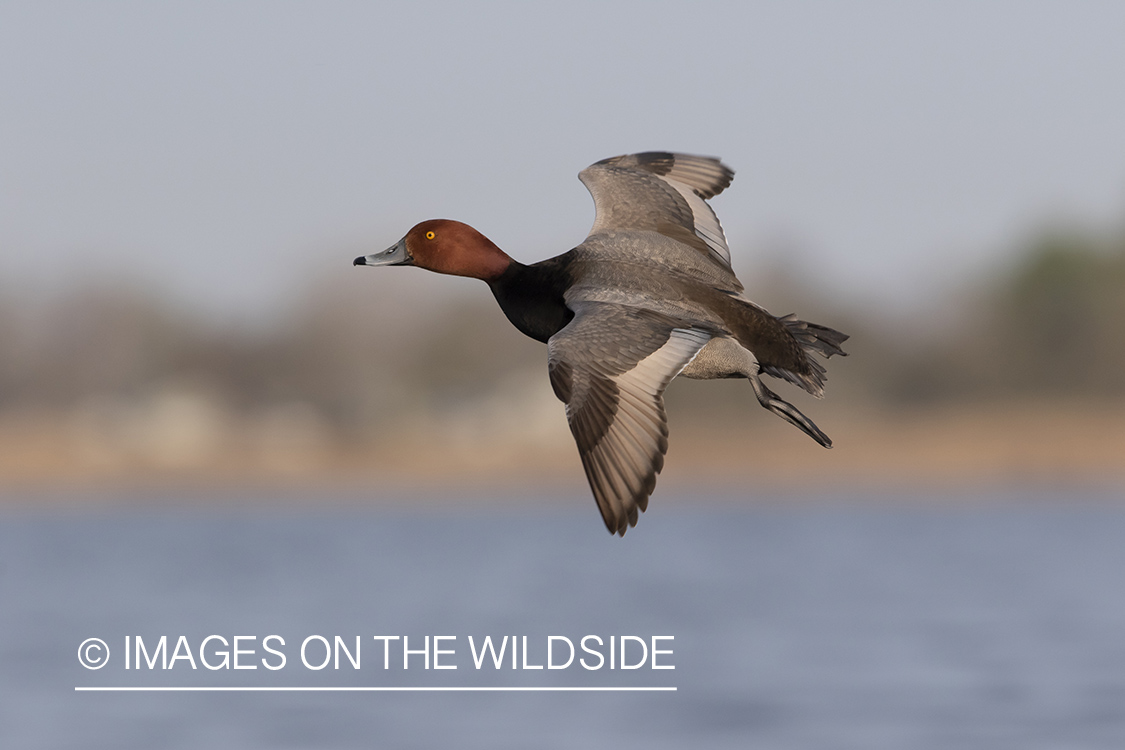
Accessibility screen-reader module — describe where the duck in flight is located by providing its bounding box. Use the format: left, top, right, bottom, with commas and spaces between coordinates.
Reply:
355, 152, 848, 536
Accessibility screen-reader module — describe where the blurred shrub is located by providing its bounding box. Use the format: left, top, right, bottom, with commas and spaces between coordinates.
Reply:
0, 276, 544, 437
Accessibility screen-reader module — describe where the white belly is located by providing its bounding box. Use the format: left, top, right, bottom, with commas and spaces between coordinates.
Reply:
678, 336, 759, 380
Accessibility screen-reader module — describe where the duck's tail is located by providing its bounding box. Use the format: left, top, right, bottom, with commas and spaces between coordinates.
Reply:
760, 314, 849, 398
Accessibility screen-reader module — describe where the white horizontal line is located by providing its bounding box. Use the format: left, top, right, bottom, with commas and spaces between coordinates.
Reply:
75, 686, 676, 692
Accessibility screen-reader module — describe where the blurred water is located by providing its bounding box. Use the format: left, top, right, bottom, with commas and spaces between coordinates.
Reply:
2, 488, 1124, 749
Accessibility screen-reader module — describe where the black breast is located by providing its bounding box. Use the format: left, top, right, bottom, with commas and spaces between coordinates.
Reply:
488, 254, 575, 343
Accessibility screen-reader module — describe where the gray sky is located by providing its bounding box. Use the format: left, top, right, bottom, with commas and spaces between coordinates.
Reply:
3, 1, 1124, 322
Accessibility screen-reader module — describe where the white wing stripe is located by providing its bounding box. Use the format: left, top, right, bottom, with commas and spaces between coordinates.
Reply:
581, 327, 709, 495
665, 178, 730, 266
612, 327, 711, 396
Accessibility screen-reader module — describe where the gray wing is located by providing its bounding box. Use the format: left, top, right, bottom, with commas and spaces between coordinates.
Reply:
547, 302, 712, 536
578, 152, 738, 284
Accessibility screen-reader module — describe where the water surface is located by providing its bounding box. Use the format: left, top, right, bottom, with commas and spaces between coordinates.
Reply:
2, 488, 1123, 749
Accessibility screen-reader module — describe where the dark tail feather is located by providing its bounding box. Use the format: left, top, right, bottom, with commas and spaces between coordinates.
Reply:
780, 314, 849, 358
762, 315, 849, 398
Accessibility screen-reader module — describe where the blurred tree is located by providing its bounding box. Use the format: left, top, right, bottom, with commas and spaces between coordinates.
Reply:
885, 223, 1125, 402
998, 230, 1125, 393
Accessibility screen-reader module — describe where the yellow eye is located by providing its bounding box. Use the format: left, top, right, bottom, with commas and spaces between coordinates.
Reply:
425, 231, 435, 240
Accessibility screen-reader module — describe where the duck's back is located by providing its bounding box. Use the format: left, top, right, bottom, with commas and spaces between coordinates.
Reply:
563, 230, 739, 318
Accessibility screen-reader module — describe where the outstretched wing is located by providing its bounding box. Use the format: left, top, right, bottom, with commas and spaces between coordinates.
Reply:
578, 152, 738, 283
547, 302, 712, 535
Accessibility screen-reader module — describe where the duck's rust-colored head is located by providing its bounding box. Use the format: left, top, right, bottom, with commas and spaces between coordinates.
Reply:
354, 219, 512, 281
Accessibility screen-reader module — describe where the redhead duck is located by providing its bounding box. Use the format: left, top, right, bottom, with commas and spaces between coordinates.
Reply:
356, 152, 848, 536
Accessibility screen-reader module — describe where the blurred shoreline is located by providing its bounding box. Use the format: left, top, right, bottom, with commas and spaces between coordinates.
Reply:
2, 398, 1121, 504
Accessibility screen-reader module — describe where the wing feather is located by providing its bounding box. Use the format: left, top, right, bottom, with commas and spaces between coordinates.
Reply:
579, 151, 738, 280
548, 303, 711, 535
